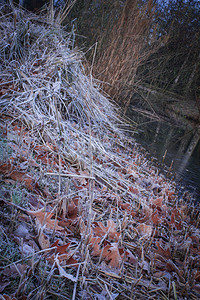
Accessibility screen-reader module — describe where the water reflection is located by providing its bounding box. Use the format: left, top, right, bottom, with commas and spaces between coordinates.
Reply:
130, 112, 200, 200
176, 128, 200, 178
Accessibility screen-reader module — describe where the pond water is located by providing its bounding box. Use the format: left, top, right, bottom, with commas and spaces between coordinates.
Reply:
129, 111, 200, 202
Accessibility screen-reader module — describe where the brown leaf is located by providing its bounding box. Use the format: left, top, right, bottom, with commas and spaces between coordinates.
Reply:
48, 240, 78, 266
55, 256, 77, 282
102, 243, 122, 268
119, 248, 137, 264
153, 271, 165, 278
166, 260, 184, 281
2, 168, 38, 192
129, 186, 139, 194
73, 179, 85, 190
2, 264, 27, 279
89, 236, 102, 256
107, 220, 120, 241
137, 223, 153, 237
151, 210, 161, 225
0, 163, 12, 174
38, 231, 50, 250
67, 199, 78, 220
151, 197, 163, 208
165, 189, 175, 200
155, 241, 171, 259
93, 220, 120, 242
28, 210, 63, 231
118, 201, 131, 211
51, 240, 71, 255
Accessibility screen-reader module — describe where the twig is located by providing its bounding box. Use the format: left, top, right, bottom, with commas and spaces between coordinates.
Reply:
44, 172, 95, 180
72, 263, 81, 300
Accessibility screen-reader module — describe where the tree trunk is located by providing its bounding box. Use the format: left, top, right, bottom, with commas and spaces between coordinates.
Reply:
176, 126, 200, 177
185, 52, 200, 95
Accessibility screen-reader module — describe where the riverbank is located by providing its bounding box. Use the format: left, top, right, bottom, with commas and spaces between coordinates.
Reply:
0, 4, 200, 299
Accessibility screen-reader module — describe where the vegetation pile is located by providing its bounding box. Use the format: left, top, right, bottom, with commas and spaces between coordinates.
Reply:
0, 4, 200, 299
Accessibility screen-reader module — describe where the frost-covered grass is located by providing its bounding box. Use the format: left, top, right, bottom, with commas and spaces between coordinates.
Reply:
0, 3, 199, 300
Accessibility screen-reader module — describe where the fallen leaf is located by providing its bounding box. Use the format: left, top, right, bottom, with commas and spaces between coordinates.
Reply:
153, 271, 165, 278
118, 201, 131, 211
50, 240, 71, 255
151, 210, 161, 225
38, 231, 50, 250
0, 163, 12, 174
67, 199, 78, 220
119, 248, 137, 264
14, 224, 29, 238
2, 168, 38, 192
48, 240, 78, 266
155, 241, 171, 259
2, 264, 27, 279
129, 186, 139, 194
89, 236, 102, 256
165, 189, 175, 200
93, 220, 120, 242
137, 223, 153, 237
102, 243, 122, 268
55, 256, 76, 282
151, 197, 163, 208
20, 243, 35, 256
28, 210, 63, 231
166, 260, 184, 281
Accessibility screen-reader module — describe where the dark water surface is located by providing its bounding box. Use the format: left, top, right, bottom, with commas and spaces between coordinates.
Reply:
129, 112, 200, 202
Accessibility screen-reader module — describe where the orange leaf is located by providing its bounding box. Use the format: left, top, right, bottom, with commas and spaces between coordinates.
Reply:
51, 240, 71, 255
